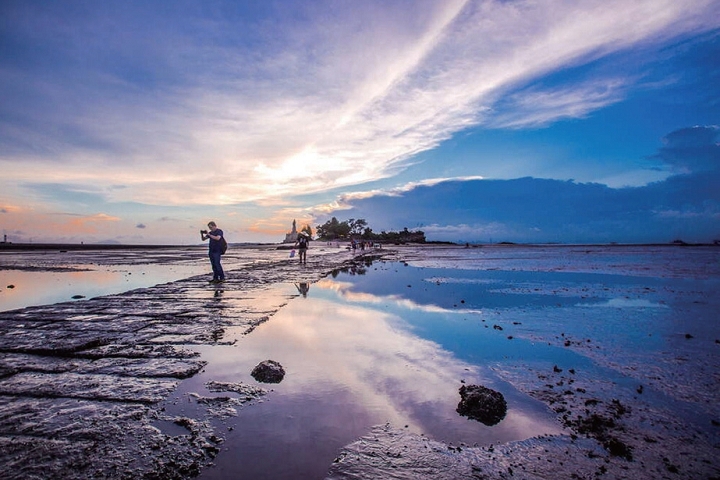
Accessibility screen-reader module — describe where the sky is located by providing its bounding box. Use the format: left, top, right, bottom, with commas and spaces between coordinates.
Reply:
1, 0, 719, 245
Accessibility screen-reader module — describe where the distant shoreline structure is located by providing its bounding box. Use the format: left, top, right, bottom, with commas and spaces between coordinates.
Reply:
1, 241, 717, 251
0, 242, 281, 251
282, 219, 299, 243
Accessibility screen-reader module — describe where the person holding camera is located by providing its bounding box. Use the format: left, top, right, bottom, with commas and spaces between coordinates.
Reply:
294, 232, 309, 264
201, 221, 225, 283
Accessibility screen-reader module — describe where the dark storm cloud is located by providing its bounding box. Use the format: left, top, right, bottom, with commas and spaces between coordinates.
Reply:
321, 124, 720, 243
328, 174, 720, 244
651, 125, 720, 173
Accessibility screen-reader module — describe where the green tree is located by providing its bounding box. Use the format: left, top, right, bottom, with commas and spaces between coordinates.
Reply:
316, 217, 351, 239
348, 218, 367, 235
316, 217, 426, 243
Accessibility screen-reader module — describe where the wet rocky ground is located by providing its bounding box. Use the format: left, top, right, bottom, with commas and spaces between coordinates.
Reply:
327, 246, 720, 480
1, 245, 719, 479
0, 250, 383, 479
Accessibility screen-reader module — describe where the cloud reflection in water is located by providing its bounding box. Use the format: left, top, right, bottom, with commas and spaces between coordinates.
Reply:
227, 277, 562, 447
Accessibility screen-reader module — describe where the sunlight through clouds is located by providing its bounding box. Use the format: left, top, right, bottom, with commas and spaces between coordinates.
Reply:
0, 0, 718, 243
3, 0, 717, 205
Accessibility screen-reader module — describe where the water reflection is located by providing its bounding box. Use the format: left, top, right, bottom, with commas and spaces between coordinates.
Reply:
0, 246, 349, 312
198, 277, 562, 480
0, 264, 207, 311
294, 282, 310, 297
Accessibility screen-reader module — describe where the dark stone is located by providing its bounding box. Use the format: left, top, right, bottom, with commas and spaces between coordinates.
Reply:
251, 360, 285, 383
456, 384, 507, 426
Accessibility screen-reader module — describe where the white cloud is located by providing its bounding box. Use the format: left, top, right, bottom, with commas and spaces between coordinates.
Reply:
1, 0, 719, 208
490, 77, 631, 128
338, 176, 485, 203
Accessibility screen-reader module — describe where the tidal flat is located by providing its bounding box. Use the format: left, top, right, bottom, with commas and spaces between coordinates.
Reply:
0, 244, 718, 479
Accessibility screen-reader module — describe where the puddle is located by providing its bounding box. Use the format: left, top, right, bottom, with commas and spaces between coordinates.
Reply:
0, 245, 354, 312
158, 275, 565, 480
152, 418, 194, 437
0, 264, 207, 311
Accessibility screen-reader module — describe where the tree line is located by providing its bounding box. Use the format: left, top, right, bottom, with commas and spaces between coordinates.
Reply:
314, 217, 426, 243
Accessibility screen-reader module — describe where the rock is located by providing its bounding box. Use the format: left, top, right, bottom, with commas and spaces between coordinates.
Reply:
251, 360, 285, 383
456, 384, 507, 426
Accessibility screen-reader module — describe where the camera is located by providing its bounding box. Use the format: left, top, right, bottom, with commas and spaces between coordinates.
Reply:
200, 229, 208, 235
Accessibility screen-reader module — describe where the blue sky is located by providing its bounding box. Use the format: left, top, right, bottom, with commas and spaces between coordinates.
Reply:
1, 0, 719, 244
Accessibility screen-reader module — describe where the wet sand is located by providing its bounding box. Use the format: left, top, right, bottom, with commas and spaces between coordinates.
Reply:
0, 244, 718, 479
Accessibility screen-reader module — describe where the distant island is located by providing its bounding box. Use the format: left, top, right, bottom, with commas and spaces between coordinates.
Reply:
314, 217, 427, 244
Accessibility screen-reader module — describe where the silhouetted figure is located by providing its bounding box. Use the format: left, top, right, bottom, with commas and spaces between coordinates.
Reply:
201, 221, 225, 283
295, 282, 310, 297
294, 232, 309, 264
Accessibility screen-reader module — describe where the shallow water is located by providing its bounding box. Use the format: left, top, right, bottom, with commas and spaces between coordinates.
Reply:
0, 244, 346, 311
177, 274, 564, 480
190, 249, 718, 479
3, 244, 718, 479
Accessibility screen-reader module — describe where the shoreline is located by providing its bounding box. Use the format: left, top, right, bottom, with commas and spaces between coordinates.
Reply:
2, 241, 718, 252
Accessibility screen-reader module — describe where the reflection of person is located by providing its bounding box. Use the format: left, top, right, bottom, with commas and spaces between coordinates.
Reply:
201, 221, 225, 283
295, 282, 310, 297
294, 232, 309, 264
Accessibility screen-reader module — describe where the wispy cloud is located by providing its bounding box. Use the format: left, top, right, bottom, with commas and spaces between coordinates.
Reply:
2, 0, 718, 210
489, 78, 630, 128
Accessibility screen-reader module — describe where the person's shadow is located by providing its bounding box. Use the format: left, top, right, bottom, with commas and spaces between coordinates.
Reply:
295, 282, 310, 298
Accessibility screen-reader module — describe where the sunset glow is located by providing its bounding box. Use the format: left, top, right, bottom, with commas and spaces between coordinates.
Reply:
1, 1, 718, 244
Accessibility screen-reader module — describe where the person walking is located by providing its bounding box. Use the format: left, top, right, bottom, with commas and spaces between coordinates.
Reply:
294, 232, 309, 264
201, 221, 225, 283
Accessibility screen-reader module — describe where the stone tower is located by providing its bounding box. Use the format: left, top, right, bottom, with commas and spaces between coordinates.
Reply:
283, 219, 299, 243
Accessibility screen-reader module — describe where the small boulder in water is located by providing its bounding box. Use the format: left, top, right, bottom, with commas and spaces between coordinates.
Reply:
456, 384, 507, 426
251, 360, 285, 383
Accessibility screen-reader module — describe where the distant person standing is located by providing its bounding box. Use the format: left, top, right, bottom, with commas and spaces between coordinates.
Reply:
294, 232, 309, 264
201, 221, 225, 283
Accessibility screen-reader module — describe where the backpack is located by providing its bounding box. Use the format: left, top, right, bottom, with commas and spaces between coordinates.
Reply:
220, 236, 228, 255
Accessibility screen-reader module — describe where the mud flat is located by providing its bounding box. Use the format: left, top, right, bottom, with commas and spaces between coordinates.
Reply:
0, 249, 380, 479
1, 244, 719, 479
327, 245, 720, 479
